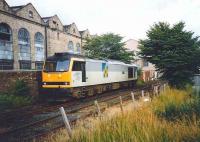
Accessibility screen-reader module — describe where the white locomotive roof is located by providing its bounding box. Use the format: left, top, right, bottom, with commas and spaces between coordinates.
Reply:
85, 58, 137, 67
52, 52, 137, 67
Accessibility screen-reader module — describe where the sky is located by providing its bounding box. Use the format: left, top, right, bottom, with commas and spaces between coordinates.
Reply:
6, 0, 200, 40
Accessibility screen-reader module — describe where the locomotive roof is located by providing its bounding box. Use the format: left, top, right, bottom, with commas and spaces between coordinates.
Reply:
47, 52, 137, 67
46, 52, 86, 61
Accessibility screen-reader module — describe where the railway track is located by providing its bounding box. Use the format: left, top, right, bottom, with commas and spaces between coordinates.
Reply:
0, 81, 164, 142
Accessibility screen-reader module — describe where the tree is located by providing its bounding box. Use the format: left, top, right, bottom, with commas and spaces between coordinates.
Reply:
83, 33, 134, 63
139, 22, 200, 88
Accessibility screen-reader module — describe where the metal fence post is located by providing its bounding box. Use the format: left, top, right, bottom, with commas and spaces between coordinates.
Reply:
131, 92, 135, 102
119, 96, 124, 114
142, 90, 144, 98
156, 86, 158, 95
94, 100, 101, 117
59, 107, 72, 138
131, 92, 135, 109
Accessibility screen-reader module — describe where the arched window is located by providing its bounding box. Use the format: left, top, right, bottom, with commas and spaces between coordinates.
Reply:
34, 32, 44, 70
0, 23, 13, 70
68, 41, 74, 52
29, 11, 33, 18
76, 43, 81, 54
18, 28, 31, 69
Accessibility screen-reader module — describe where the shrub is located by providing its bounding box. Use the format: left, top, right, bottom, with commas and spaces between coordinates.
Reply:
0, 94, 32, 109
13, 79, 30, 96
136, 69, 145, 87
0, 79, 32, 109
136, 78, 145, 87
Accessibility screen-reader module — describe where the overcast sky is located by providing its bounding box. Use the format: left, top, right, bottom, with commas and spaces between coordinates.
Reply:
6, 0, 200, 40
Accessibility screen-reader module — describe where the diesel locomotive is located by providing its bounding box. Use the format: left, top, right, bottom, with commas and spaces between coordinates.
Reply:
41, 53, 138, 98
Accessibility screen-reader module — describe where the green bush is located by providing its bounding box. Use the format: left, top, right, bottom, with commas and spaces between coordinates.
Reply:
0, 79, 32, 109
136, 78, 145, 87
0, 94, 32, 109
136, 69, 145, 87
13, 79, 30, 96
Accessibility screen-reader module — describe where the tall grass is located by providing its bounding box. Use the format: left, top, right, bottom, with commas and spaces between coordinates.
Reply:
44, 87, 200, 142
152, 87, 200, 120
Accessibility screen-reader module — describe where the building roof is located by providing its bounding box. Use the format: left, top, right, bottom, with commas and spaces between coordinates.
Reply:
79, 30, 85, 34
64, 23, 72, 29
10, 5, 25, 11
42, 16, 53, 23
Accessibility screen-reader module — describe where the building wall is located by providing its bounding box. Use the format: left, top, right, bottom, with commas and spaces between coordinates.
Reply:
0, 12, 45, 70
0, 0, 90, 71
125, 39, 139, 53
0, 0, 12, 13
46, 29, 82, 56
15, 4, 43, 24
0, 71, 40, 96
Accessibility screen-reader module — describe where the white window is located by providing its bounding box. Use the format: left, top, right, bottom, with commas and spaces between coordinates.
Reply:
0, 23, 13, 60
68, 41, 74, 52
73, 28, 75, 33
143, 60, 149, 67
76, 43, 81, 54
34, 32, 44, 62
0, 23, 13, 70
29, 11, 33, 18
18, 28, 31, 69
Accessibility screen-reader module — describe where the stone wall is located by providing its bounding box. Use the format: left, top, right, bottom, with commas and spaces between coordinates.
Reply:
0, 71, 41, 96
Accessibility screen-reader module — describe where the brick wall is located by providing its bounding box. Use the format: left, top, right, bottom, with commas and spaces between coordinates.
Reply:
0, 71, 41, 96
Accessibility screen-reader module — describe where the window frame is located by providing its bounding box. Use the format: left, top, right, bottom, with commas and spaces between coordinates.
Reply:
128, 67, 134, 78
29, 11, 33, 18
72, 61, 83, 71
143, 60, 149, 67
19, 60, 31, 70
76, 43, 81, 53
0, 23, 13, 61
18, 28, 31, 61
34, 32, 44, 61
68, 41, 74, 52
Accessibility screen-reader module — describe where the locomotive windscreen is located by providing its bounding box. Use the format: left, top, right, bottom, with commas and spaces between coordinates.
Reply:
44, 60, 70, 72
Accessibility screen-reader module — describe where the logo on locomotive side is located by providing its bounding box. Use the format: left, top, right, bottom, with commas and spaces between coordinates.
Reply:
102, 63, 108, 78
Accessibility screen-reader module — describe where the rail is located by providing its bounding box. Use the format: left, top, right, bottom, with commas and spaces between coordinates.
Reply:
0, 81, 165, 141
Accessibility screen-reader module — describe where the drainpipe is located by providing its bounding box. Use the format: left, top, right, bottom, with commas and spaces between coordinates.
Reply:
80, 35, 83, 55
44, 25, 48, 59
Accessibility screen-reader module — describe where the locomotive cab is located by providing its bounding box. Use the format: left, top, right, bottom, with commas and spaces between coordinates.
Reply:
42, 58, 72, 88
42, 53, 86, 90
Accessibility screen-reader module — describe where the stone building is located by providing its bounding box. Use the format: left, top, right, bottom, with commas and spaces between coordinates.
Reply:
125, 39, 158, 81
0, 0, 90, 70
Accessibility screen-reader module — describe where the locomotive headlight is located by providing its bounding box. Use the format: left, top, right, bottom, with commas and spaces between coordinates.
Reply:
65, 82, 70, 85
43, 82, 46, 85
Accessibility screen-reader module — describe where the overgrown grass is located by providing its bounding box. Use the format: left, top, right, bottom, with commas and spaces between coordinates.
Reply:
152, 87, 200, 120
44, 87, 200, 142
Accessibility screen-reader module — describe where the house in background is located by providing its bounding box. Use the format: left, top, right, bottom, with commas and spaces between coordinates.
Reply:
124, 39, 158, 82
